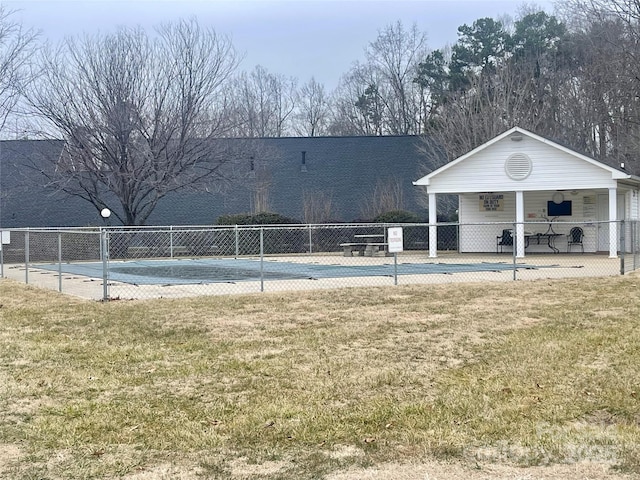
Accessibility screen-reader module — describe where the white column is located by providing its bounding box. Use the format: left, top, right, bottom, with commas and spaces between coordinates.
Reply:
609, 187, 618, 258
429, 192, 437, 258
515, 190, 526, 258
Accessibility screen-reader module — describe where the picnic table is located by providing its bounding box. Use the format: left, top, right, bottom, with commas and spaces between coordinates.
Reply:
502, 223, 563, 254
525, 232, 562, 253
340, 233, 388, 257
524, 219, 563, 253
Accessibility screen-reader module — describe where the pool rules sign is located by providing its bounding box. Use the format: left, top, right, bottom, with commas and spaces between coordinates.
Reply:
388, 227, 403, 285
388, 227, 404, 253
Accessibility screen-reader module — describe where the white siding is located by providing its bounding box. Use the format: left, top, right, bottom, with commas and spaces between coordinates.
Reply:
420, 128, 640, 255
428, 136, 618, 194
458, 191, 601, 253
458, 192, 515, 252
622, 190, 639, 252
629, 189, 640, 220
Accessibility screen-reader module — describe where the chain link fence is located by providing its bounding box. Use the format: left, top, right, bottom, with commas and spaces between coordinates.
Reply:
1, 221, 637, 300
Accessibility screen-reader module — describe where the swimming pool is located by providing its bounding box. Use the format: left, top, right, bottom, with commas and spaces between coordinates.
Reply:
36, 258, 547, 285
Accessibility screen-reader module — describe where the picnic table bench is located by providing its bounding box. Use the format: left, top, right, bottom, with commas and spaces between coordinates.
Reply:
340, 234, 388, 257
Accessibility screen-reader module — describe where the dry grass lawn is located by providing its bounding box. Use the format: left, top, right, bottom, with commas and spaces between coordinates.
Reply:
1, 275, 639, 479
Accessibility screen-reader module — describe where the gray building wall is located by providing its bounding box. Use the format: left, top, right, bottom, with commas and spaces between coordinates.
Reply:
1, 136, 435, 227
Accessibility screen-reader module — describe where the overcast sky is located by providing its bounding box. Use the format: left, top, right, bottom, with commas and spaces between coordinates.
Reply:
6, 0, 556, 90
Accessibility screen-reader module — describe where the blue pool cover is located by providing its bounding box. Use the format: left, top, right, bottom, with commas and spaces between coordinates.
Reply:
36, 258, 550, 286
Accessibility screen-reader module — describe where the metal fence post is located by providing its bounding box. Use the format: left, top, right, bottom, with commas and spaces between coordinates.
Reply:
0, 229, 4, 278
632, 220, 636, 272
260, 227, 264, 292
512, 222, 517, 281
58, 232, 62, 293
101, 228, 109, 301
170, 226, 174, 259
25, 230, 29, 285
235, 225, 239, 259
620, 220, 625, 275
308, 224, 313, 254
631, 220, 635, 272
393, 252, 398, 286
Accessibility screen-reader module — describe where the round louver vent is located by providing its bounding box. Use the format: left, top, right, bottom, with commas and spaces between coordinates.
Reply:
505, 153, 532, 180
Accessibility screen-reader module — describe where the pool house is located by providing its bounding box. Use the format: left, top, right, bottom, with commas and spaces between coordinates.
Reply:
413, 127, 640, 258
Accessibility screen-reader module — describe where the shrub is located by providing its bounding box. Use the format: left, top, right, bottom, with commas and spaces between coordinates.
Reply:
217, 212, 301, 225
373, 210, 421, 223
215, 212, 304, 254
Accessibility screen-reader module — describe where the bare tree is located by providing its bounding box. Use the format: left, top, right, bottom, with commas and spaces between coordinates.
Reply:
365, 21, 428, 134
294, 77, 330, 136
230, 65, 296, 137
330, 62, 386, 135
0, 6, 38, 134
559, 0, 640, 169
0, 7, 38, 228
360, 176, 405, 220
248, 160, 272, 213
302, 190, 334, 223
330, 21, 429, 135
26, 19, 241, 225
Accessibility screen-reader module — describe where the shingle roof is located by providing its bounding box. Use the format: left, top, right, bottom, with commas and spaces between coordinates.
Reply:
1, 136, 435, 227
0, 140, 103, 227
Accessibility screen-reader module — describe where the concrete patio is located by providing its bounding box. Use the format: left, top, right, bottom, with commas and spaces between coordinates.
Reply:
0, 251, 628, 301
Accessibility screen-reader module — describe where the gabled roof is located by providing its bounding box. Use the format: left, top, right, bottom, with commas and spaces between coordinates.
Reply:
413, 127, 636, 187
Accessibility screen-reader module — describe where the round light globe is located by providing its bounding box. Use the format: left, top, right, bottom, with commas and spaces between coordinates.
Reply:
100, 208, 111, 219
